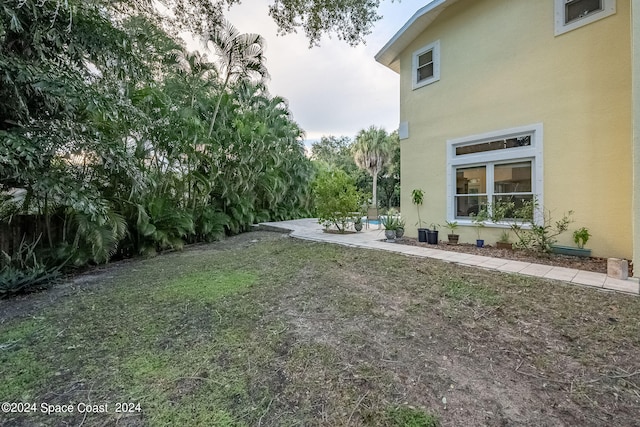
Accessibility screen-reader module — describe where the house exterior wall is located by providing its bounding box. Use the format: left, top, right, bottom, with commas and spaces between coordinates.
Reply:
633, 2, 640, 273
398, 0, 632, 259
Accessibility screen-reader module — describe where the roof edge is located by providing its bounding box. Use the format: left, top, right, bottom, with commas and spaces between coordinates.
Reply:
375, 0, 454, 73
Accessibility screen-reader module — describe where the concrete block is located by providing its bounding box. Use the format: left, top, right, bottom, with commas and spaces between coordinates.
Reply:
607, 258, 629, 280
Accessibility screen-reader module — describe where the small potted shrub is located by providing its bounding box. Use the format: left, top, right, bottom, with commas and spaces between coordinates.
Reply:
550, 226, 591, 257
395, 217, 406, 239
426, 223, 439, 245
496, 230, 512, 250
353, 216, 363, 232
573, 227, 591, 249
445, 220, 459, 244
471, 208, 488, 248
381, 215, 398, 242
552, 227, 592, 257
412, 189, 427, 242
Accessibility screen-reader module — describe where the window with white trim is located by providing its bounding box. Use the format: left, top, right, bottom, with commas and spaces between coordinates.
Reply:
554, 0, 616, 36
412, 40, 440, 90
446, 124, 543, 224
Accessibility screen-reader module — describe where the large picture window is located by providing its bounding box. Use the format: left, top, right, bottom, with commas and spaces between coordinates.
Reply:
554, 0, 615, 36
447, 124, 543, 224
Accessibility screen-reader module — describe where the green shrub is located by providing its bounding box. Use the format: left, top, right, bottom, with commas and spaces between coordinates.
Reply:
0, 236, 61, 297
573, 227, 591, 249
493, 199, 573, 254
313, 169, 361, 232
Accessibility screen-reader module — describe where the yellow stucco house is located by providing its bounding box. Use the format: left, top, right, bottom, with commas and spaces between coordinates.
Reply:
376, 0, 640, 276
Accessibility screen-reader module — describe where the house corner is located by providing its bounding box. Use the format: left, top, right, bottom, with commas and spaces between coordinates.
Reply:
633, 3, 640, 278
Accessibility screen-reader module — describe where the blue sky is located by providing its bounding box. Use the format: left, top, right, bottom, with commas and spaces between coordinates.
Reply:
219, 0, 428, 144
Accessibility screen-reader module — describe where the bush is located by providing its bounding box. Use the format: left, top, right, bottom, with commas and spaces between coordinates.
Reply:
494, 199, 573, 254
0, 236, 61, 297
312, 169, 362, 232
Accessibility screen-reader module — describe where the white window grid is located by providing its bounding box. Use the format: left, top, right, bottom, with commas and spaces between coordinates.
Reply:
412, 40, 440, 90
446, 123, 544, 227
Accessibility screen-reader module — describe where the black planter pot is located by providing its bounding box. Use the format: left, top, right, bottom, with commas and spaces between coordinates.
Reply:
426, 230, 439, 245
418, 228, 428, 242
476, 239, 484, 248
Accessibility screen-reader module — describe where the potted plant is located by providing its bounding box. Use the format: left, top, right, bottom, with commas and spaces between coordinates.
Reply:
353, 216, 363, 232
574, 227, 591, 249
426, 223, 439, 245
471, 208, 488, 248
496, 230, 513, 250
381, 215, 398, 242
551, 227, 592, 257
412, 189, 428, 242
395, 216, 405, 239
445, 220, 459, 244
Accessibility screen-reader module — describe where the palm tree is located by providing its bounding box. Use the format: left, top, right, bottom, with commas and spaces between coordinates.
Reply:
352, 126, 393, 208
205, 19, 269, 138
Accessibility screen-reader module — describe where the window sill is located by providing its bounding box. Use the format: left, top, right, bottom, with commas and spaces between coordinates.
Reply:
452, 220, 532, 230
412, 77, 440, 90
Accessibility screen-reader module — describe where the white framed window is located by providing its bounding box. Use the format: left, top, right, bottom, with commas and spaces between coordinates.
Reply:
412, 40, 440, 90
554, 0, 616, 36
446, 124, 544, 225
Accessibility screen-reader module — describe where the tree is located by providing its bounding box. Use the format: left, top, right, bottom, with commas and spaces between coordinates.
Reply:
205, 19, 268, 137
313, 169, 361, 232
352, 126, 393, 208
109, 0, 384, 48
268, 0, 382, 46
377, 130, 400, 208
0, 1, 316, 291
311, 136, 359, 174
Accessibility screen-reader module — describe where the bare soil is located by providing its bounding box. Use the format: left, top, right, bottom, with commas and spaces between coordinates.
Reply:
391, 236, 622, 274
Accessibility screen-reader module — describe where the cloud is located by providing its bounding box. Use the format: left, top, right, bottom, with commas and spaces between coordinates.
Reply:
196, 0, 429, 140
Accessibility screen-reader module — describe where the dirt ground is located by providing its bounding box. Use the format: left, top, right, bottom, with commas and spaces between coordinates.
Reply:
1, 231, 639, 426
391, 236, 621, 274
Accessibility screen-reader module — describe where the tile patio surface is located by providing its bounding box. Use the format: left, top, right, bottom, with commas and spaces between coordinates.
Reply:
258, 218, 639, 296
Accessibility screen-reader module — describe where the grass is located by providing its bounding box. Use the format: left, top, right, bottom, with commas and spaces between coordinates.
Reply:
0, 231, 639, 426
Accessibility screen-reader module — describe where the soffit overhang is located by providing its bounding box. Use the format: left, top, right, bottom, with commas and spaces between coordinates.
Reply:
375, 0, 459, 73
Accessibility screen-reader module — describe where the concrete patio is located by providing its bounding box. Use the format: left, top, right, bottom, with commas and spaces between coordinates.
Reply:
258, 218, 639, 295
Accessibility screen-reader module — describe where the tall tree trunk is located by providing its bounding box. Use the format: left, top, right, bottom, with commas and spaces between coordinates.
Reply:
372, 172, 378, 209
208, 69, 231, 139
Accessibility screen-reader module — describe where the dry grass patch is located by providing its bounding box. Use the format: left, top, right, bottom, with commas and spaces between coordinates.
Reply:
0, 231, 638, 426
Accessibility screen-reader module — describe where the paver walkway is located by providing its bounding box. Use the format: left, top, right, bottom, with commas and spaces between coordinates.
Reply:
258, 218, 639, 295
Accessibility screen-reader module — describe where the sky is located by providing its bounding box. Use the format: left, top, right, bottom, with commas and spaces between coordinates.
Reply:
208, 0, 429, 144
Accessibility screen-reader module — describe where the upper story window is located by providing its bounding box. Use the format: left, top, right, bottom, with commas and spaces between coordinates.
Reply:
554, 0, 616, 36
412, 40, 440, 90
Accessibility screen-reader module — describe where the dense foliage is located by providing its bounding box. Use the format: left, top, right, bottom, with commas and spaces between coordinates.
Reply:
313, 169, 362, 232
352, 126, 396, 208
0, 0, 313, 293
311, 132, 399, 210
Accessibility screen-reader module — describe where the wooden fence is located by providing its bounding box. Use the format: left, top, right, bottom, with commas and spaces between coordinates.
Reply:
0, 215, 65, 257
